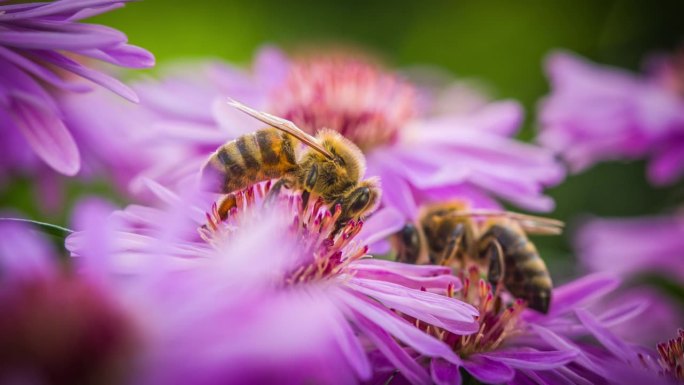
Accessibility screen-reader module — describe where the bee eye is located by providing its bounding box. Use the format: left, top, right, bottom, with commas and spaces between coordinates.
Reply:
348, 187, 370, 214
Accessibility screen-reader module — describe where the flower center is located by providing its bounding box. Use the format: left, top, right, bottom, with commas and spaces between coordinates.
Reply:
200, 182, 369, 285
656, 329, 684, 381
421, 266, 525, 357
269, 56, 418, 152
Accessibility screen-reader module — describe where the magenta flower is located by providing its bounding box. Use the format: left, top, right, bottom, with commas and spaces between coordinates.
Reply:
0, 218, 135, 384
576, 213, 684, 282
538, 50, 684, 185
67, 181, 480, 384
128, 47, 563, 216
0, 0, 154, 176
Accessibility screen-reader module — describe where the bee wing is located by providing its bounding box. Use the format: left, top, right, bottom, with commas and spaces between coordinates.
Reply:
444, 210, 564, 235
227, 99, 334, 160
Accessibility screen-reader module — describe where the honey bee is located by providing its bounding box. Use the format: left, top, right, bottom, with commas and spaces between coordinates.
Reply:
200, 100, 380, 229
392, 200, 563, 313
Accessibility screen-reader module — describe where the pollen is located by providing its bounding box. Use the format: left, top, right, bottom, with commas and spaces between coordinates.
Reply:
422, 266, 525, 357
657, 329, 684, 381
199, 181, 369, 285
270, 55, 418, 151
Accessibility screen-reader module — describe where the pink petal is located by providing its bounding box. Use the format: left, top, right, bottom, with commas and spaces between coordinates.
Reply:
334, 289, 460, 363
357, 207, 404, 247
353, 311, 431, 385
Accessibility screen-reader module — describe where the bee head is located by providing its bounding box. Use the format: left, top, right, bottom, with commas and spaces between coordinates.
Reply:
316, 130, 366, 183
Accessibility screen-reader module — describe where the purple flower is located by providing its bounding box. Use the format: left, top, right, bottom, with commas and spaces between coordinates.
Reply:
575, 213, 684, 346
66, 181, 480, 384
576, 213, 684, 282
0, 0, 154, 176
548, 308, 683, 385
0, 217, 136, 384
538, 50, 684, 185
128, 47, 563, 216
378, 269, 633, 385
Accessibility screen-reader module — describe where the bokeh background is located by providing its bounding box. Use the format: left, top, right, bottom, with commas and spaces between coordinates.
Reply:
2, 0, 683, 290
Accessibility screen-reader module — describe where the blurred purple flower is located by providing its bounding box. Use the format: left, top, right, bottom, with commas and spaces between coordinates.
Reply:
0, 0, 154, 176
0, 218, 135, 384
539, 50, 684, 185
129, 47, 563, 217
575, 213, 684, 346
549, 309, 683, 385
66, 181, 480, 384
576, 213, 684, 282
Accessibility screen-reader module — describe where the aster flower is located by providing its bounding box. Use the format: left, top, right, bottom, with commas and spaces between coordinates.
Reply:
66, 181, 480, 384
545, 308, 683, 385
0, 0, 154, 177
370, 268, 637, 385
128, 47, 563, 216
0, 217, 135, 384
538, 50, 684, 185
574, 213, 684, 346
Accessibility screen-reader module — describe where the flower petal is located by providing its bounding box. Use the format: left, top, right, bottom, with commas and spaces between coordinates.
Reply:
431, 358, 462, 385
353, 310, 431, 385
463, 355, 515, 384
36, 50, 139, 102
9, 94, 80, 175
481, 348, 578, 370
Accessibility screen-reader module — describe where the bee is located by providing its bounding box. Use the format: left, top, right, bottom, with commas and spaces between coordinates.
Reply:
199, 100, 380, 229
391, 200, 563, 313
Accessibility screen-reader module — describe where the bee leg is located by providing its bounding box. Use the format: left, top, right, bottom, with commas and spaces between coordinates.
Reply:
301, 164, 319, 210
265, 178, 288, 204
216, 193, 238, 221
478, 236, 506, 293
437, 223, 465, 266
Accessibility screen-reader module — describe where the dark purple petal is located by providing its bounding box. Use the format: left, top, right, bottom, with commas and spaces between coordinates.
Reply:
9, 95, 80, 175
0, 0, 121, 20
0, 46, 89, 92
481, 348, 578, 369
36, 50, 139, 102
75, 43, 155, 69
0, 29, 123, 50
66, 2, 124, 20
530, 325, 610, 378
462, 355, 515, 384
575, 309, 632, 360
430, 359, 462, 385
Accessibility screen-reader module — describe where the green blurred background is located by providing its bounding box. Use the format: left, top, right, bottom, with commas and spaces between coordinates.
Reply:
4, 0, 684, 282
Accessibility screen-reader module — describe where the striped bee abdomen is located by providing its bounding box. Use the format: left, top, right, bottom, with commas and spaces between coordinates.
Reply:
481, 223, 552, 314
200, 127, 299, 193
